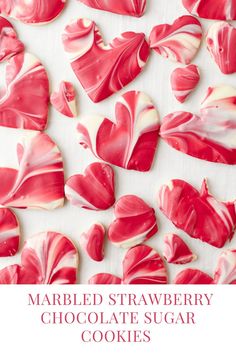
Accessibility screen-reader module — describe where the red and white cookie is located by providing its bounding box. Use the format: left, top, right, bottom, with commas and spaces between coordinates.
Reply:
0, 52, 49, 131
214, 249, 236, 284
0, 264, 21, 284
0, 0, 66, 24
80, 223, 105, 262
62, 19, 150, 102
0, 208, 20, 257
174, 269, 213, 284
108, 195, 157, 248
79, 0, 146, 17
0, 128, 64, 210
123, 245, 168, 284
77, 91, 160, 172
170, 64, 200, 103
163, 233, 197, 264
20, 231, 78, 284
0, 16, 24, 62
160, 85, 236, 165
65, 163, 115, 211
149, 16, 202, 65
50, 81, 77, 118
89, 273, 122, 284
206, 21, 236, 75
158, 179, 236, 248
182, 0, 236, 21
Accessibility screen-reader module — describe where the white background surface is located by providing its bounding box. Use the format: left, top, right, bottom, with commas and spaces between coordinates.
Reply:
0, 0, 236, 283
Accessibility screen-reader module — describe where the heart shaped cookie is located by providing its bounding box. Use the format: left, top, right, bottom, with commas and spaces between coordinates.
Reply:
0, 16, 24, 62
80, 223, 105, 262
0, 231, 78, 284
89, 273, 122, 284
163, 233, 197, 264
0, 0, 66, 24
158, 179, 236, 248
65, 163, 115, 210
206, 21, 236, 74
149, 16, 202, 64
79, 0, 146, 17
0, 264, 21, 284
62, 19, 150, 102
77, 91, 160, 172
0, 52, 49, 131
182, 0, 236, 20
88, 245, 167, 284
108, 195, 158, 248
122, 245, 168, 284
214, 249, 236, 284
170, 64, 200, 103
0, 128, 64, 210
50, 81, 77, 118
160, 85, 236, 165
174, 269, 213, 284
0, 208, 20, 257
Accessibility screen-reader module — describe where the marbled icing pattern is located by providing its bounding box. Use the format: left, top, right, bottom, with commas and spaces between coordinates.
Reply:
158, 179, 236, 248
62, 19, 150, 102
77, 91, 160, 172
149, 16, 202, 64
108, 195, 157, 248
79, 0, 146, 17
0, 0, 66, 24
0, 52, 49, 131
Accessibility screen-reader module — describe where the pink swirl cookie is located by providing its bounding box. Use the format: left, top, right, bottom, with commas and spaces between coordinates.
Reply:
50, 81, 77, 118
158, 179, 236, 248
65, 163, 115, 211
206, 21, 236, 75
77, 91, 160, 172
149, 16, 202, 64
0, 16, 24, 62
174, 269, 213, 284
79, 0, 146, 17
80, 224, 105, 262
0, 264, 21, 284
0, 128, 64, 210
108, 195, 157, 248
214, 249, 236, 284
163, 233, 197, 264
0, 0, 66, 24
0, 232, 78, 284
160, 85, 236, 165
0, 208, 20, 257
62, 19, 150, 102
123, 245, 168, 284
182, 0, 236, 21
88, 245, 167, 284
170, 64, 200, 103
19, 231, 78, 284
0, 52, 49, 131
89, 273, 122, 284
